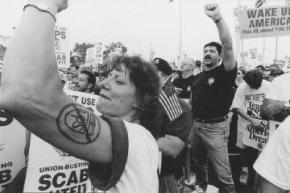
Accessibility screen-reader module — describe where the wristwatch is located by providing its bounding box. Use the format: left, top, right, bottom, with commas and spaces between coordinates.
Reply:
24, 0, 57, 22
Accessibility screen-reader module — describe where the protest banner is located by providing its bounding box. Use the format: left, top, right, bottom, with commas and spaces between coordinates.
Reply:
239, 6, 290, 39
0, 108, 27, 192
23, 91, 100, 193
241, 93, 272, 150
55, 26, 70, 68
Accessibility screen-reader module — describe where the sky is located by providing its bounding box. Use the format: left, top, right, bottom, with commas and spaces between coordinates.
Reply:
1, 0, 290, 67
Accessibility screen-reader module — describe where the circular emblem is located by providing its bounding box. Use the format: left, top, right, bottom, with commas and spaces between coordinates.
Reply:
57, 104, 99, 144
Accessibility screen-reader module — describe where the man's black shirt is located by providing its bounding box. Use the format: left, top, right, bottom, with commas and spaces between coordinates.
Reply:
191, 63, 237, 119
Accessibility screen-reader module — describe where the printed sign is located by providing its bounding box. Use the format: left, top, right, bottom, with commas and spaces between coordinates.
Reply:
95, 42, 103, 65
0, 108, 26, 192
239, 6, 290, 39
242, 93, 271, 149
85, 46, 96, 66
23, 135, 95, 193
63, 81, 78, 91
23, 92, 100, 192
85, 42, 103, 68
64, 90, 100, 115
55, 26, 70, 68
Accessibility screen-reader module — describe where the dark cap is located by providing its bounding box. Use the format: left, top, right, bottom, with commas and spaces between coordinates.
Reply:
153, 57, 172, 76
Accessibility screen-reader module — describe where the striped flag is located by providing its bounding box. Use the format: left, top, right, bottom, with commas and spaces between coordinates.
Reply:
159, 80, 183, 121
255, 0, 266, 8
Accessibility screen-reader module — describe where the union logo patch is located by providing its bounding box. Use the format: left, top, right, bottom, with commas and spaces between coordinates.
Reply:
208, 77, 215, 86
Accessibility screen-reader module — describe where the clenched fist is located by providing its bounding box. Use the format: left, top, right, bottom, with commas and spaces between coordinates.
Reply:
204, 3, 222, 22
33, 0, 68, 12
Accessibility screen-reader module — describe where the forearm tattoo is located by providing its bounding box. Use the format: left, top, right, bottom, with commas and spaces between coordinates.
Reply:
56, 103, 101, 144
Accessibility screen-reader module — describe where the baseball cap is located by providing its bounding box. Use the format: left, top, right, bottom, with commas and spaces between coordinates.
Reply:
153, 57, 172, 76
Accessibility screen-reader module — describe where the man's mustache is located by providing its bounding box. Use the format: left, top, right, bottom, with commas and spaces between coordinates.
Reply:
204, 55, 212, 60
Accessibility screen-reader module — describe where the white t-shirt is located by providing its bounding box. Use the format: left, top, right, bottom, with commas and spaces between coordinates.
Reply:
89, 119, 159, 193
231, 81, 271, 148
254, 116, 290, 190
266, 73, 290, 101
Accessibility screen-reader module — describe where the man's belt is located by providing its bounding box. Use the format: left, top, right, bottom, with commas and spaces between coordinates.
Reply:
195, 116, 227, 123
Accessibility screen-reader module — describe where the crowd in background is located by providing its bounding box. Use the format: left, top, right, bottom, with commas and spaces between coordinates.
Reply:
1, 1, 290, 193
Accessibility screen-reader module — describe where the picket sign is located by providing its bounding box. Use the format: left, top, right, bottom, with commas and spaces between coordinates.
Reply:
23, 91, 101, 192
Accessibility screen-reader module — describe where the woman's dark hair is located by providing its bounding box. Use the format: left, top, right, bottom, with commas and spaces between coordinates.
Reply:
244, 69, 263, 89
110, 56, 160, 138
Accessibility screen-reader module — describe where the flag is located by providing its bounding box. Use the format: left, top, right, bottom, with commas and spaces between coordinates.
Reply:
255, 0, 266, 8
159, 80, 183, 121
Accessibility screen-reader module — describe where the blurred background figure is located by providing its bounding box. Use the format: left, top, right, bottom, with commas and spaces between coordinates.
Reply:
172, 57, 195, 103
268, 64, 284, 82
193, 60, 202, 76
77, 70, 96, 93
235, 67, 246, 87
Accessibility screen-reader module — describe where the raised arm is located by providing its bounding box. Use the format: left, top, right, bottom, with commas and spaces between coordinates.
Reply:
205, 3, 236, 71
1, 0, 112, 163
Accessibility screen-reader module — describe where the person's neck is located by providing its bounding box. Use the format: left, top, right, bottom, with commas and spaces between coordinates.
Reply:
204, 64, 218, 71
182, 70, 193, 78
120, 112, 140, 124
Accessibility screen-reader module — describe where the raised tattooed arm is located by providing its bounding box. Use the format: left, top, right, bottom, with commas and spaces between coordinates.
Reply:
0, 0, 112, 163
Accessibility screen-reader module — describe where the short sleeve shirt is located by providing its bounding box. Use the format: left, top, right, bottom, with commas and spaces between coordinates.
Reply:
266, 73, 290, 101
231, 80, 271, 133
89, 117, 159, 193
191, 63, 237, 119
254, 116, 290, 190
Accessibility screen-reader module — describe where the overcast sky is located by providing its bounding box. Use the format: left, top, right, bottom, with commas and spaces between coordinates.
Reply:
1, 0, 290, 66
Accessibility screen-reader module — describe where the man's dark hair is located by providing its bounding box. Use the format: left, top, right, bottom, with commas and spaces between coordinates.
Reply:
153, 57, 172, 76
256, 65, 265, 71
110, 56, 160, 138
244, 69, 263, 89
80, 70, 96, 89
204, 41, 222, 55
70, 64, 79, 70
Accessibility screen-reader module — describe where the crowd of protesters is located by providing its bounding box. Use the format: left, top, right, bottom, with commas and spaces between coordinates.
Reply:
0, 1, 290, 193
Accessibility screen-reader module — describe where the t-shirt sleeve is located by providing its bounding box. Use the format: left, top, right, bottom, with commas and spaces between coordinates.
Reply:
266, 80, 279, 100
88, 116, 128, 191
221, 61, 237, 84
231, 84, 245, 110
254, 116, 290, 190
